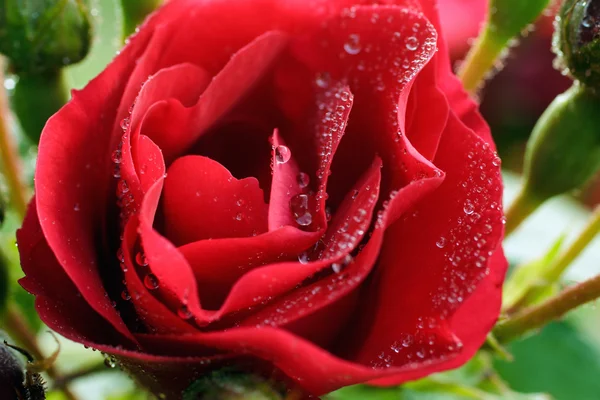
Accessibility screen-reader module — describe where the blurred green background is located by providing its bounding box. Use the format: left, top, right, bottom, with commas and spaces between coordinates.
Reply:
1, 0, 600, 399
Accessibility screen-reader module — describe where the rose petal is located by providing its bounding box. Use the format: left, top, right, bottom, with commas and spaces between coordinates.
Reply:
163, 156, 269, 246
290, 5, 438, 209
18, 202, 134, 346
139, 31, 289, 164
31, 24, 160, 342
120, 217, 198, 334
269, 129, 307, 230
351, 113, 506, 378
179, 226, 320, 311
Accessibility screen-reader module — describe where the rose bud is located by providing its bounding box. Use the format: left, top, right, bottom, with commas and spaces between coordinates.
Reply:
554, 0, 600, 88
0, 0, 93, 142
523, 84, 600, 202
0, 0, 92, 74
17, 0, 508, 397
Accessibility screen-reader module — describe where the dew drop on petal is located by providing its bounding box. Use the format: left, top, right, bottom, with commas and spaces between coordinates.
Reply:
344, 34, 362, 55
144, 273, 159, 290
177, 304, 193, 320
275, 145, 291, 164
297, 172, 310, 189
135, 252, 148, 266
463, 201, 475, 215
405, 36, 419, 51
436, 237, 447, 249
315, 72, 330, 88
121, 289, 131, 301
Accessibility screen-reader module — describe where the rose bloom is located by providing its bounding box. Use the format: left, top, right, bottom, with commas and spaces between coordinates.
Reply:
18, 0, 507, 397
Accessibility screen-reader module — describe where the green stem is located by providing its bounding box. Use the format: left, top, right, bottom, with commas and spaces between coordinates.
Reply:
504, 187, 544, 237
0, 60, 28, 219
494, 272, 600, 343
457, 28, 506, 93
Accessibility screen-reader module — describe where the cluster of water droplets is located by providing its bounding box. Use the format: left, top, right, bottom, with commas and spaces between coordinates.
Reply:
331, 7, 437, 96
428, 142, 503, 317
371, 317, 463, 369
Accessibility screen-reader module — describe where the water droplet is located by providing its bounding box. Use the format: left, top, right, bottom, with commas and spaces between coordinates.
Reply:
463, 201, 475, 215
144, 273, 159, 290
117, 179, 129, 195
135, 252, 148, 266
120, 117, 130, 130
315, 72, 331, 88
298, 252, 309, 264
104, 355, 117, 368
275, 145, 291, 164
73, 203, 80, 212
296, 212, 313, 227
297, 172, 310, 189
177, 304, 193, 320
234, 213, 243, 221
436, 237, 447, 249
121, 289, 131, 301
400, 333, 413, 347
405, 36, 419, 51
112, 149, 122, 163
344, 34, 362, 55
290, 194, 313, 227
332, 263, 342, 273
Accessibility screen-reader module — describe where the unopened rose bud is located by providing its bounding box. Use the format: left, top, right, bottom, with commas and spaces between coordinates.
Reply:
523, 84, 600, 201
0, 0, 92, 74
554, 0, 600, 87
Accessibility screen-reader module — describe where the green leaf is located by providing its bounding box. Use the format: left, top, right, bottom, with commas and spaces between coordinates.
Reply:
502, 235, 565, 312
495, 322, 600, 400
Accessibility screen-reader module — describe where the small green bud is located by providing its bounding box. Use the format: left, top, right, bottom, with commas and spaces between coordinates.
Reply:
554, 0, 600, 87
0, 0, 93, 74
522, 84, 600, 201
183, 370, 284, 400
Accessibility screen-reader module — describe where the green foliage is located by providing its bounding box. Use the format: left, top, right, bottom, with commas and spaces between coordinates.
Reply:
0, 0, 93, 74
503, 236, 565, 313
120, 0, 161, 40
487, 0, 552, 44
495, 322, 600, 400
184, 369, 283, 400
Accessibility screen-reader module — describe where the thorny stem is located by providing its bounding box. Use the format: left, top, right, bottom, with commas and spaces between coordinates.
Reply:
494, 272, 600, 343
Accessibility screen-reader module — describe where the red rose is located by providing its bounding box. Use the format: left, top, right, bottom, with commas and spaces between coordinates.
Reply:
17, 0, 507, 397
